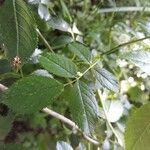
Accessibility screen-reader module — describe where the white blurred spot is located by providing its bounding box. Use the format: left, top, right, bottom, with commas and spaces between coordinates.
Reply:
102, 138, 110, 150
117, 59, 128, 67
141, 73, 148, 79
30, 48, 42, 63
128, 77, 134, 83
140, 84, 145, 91
105, 100, 124, 123
120, 80, 128, 93
38, 3, 51, 21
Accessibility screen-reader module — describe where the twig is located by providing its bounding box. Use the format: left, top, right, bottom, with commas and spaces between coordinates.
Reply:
42, 107, 77, 128
97, 90, 123, 147
101, 36, 150, 56
0, 84, 99, 146
98, 6, 150, 13
36, 28, 54, 53
64, 60, 99, 87
42, 107, 100, 145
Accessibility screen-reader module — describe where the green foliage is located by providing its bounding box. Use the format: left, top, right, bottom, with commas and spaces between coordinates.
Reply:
65, 80, 99, 135
0, 0, 150, 149
51, 35, 73, 49
60, 0, 72, 22
0, 144, 24, 150
68, 42, 91, 63
39, 53, 77, 78
2, 76, 63, 114
95, 66, 119, 92
0, 0, 37, 63
125, 103, 150, 150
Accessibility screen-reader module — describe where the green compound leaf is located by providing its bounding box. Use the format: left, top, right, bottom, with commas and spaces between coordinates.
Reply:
0, 0, 37, 63
68, 42, 91, 63
2, 76, 63, 114
66, 81, 99, 135
125, 103, 150, 150
95, 67, 119, 93
39, 53, 77, 78
120, 50, 150, 75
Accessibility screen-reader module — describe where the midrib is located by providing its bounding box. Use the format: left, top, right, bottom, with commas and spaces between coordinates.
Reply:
13, 0, 19, 56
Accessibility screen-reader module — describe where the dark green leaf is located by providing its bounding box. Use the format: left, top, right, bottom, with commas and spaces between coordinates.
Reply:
120, 50, 150, 75
66, 81, 99, 135
39, 53, 77, 78
95, 67, 119, 92
51, 35, 73, 49
0, 144, 24, 150
125, 103, 150, 150
68, 42, 91, 63
0, 59, 11, 74
2, 76, 63, 114
0, 114, 14, 140
0, 0, 38, 63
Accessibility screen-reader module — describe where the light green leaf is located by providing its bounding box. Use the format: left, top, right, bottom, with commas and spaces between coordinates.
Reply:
0, 0, 37, 63
95, 67, 119, 92
2, 76, 63, 114
66, 81, 99, 135
120, 50, 150, 75
125, 103, 150, 150
39, 53, 77, 78
68, 42, 91, 63
47, 17, 71, 32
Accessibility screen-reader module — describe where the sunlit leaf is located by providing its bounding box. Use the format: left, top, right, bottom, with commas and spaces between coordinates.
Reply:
95, 67, 119, 92
125, 103, 150, 150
